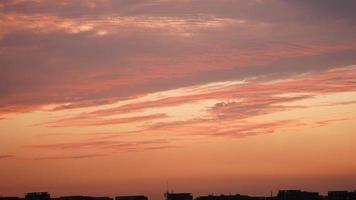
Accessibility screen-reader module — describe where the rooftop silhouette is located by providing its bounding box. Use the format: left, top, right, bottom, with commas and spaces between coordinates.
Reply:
2, 190, 356, 200
115, 195, 148, 200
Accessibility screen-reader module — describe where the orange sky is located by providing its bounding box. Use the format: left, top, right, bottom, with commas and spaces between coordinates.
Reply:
1, 1, 356, 200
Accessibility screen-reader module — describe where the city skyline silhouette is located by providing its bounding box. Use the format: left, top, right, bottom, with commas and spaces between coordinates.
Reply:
2, 190, 356, 200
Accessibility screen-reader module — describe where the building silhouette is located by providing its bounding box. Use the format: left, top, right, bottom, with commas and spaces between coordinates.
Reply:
56, 196, 112, 200
195, 194, 265, 200
25, 193, 51, 200
0, 197, 20, 200
2, 189, 356, 200
165, 193, 193, 200
115, 196, 147, 200
276, 190, 320, 200
328, 191, 356, 200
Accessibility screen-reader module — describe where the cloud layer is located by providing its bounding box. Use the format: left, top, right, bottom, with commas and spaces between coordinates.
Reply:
1, 0, 356, 115
0, 0, 356, 160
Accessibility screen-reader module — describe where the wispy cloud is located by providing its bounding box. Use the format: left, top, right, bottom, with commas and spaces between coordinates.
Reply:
137, 118, 303, 138
0, 154, 14, 159
33, 154, 106, 160
312, 117, 356, 128
46, 113, 168, 127
26, 138, 177, 153
1, 0, 356, 116
44, 67, 356, 130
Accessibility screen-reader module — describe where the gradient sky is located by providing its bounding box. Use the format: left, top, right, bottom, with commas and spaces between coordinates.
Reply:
1, 0, 356, 199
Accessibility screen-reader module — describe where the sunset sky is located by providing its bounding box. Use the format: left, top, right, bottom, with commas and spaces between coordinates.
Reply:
1, 0, 356, 199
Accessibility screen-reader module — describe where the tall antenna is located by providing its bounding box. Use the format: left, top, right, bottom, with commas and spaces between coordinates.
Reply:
166, 180, 169, 193
164, 181, 170, 200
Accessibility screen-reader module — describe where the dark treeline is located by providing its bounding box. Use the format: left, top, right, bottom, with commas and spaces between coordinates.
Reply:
1, 190, 356, 200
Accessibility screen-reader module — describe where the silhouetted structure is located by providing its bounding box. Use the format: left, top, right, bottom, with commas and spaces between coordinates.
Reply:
115, 196, 147, 200
3, 190, 356, 200
328, 191, 356, 200
277, 190, 320, 200
25, 193, 50, 200
57, 196, 112, 200
0, 197, 20, 200
165, 193, 193, 200
195, 194, 265, 200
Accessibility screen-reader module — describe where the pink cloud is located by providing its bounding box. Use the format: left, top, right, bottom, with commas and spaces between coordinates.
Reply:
25, 138, 177, 153
53, 67, 356, 125
56, 67, 355, 139
46, 113, 168, 127
33, 154, 107, 160
0, 154, 14, 159
1, 0, 356, 116
312, 117, 356, 128
131, 117, 306, 139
